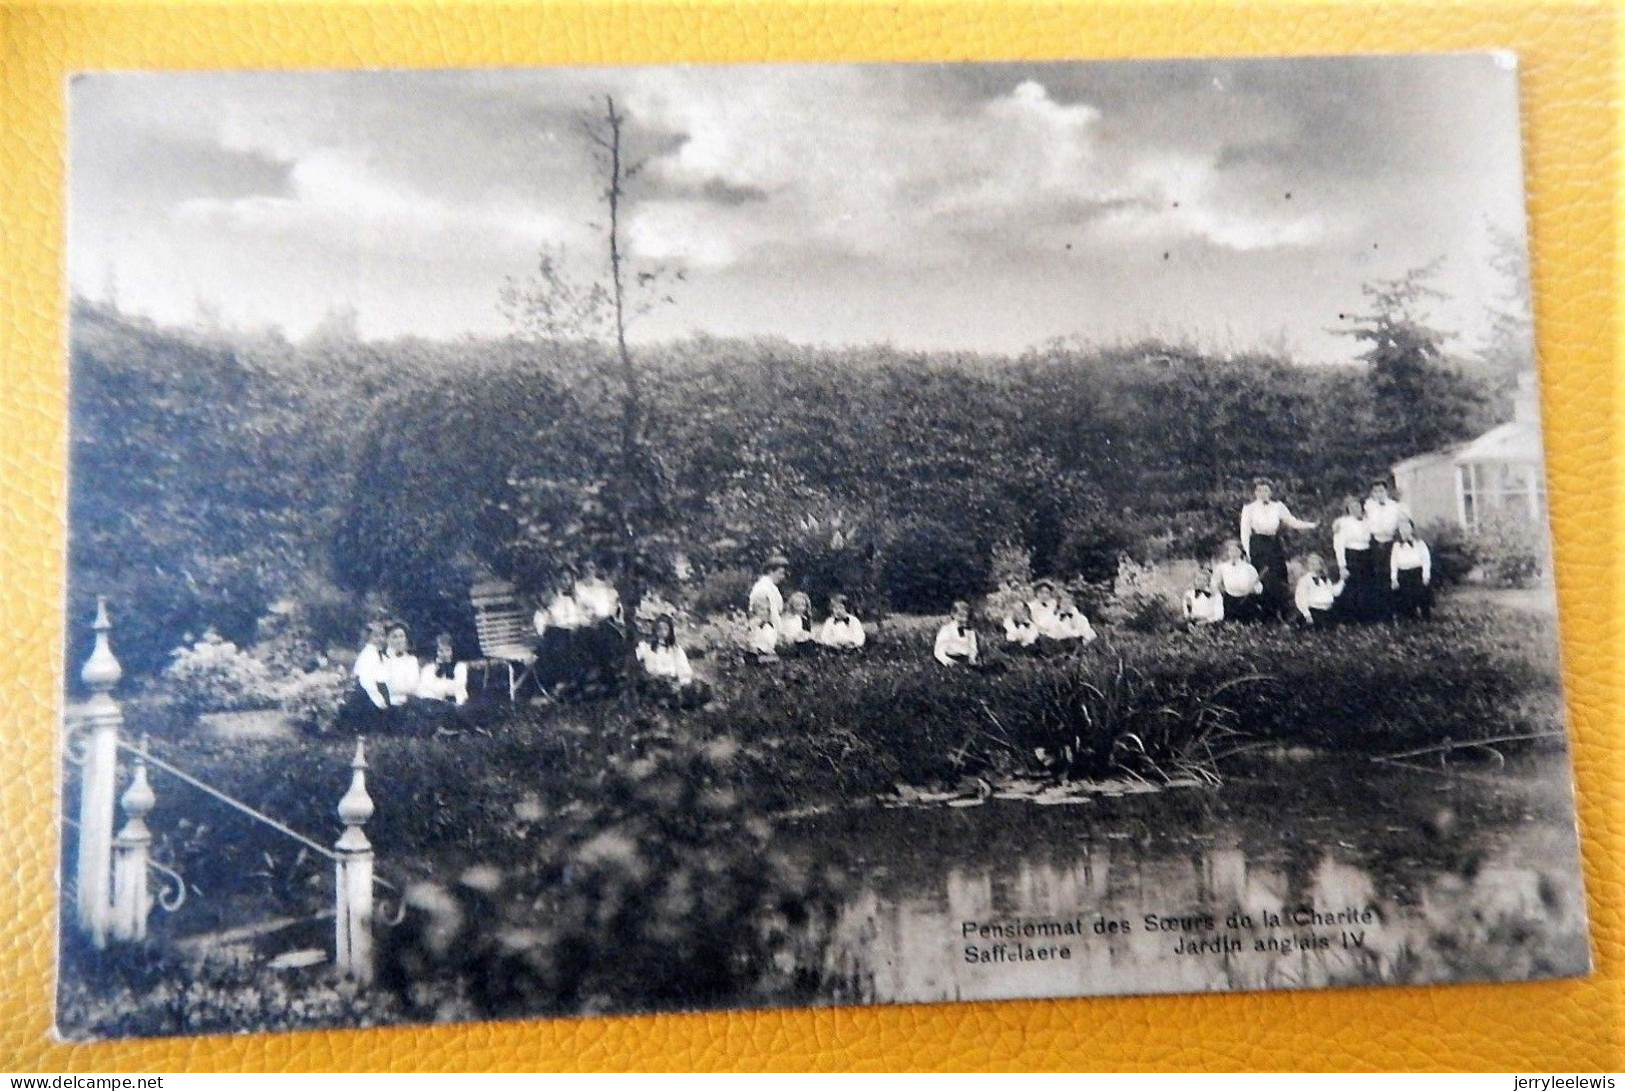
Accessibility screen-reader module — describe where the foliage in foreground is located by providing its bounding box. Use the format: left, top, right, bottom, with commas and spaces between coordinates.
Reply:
56, 932, 402, 1040
373, 736, 842, 1020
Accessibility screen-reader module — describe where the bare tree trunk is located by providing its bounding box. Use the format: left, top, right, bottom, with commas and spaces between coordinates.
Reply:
601, 96, 645, 649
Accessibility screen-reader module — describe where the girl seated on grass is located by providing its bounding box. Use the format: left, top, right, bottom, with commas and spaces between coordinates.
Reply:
1294, 554, 1344, 626
417, 632, 469, 706
934, 600, 980, 667
816, 594, 867, 652
1051, 591, 1097, 646
635, 615, 713, 709
1003, 601, 1041, 651
1183, 570, 1224, 626
1212, 539, 1265, 623
778, 591, 818, 656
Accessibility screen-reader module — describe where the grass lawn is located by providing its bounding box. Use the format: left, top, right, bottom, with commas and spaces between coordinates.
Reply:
82, 587, 1565, 898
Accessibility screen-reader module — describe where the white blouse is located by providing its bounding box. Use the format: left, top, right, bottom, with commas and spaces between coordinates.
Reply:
1004, 617, 1040, 646
934, 622, 979, 665
1391, 540, 1432, 584
573, 578, 621, 622
353, 644, 387, 708
1364, 497, 1411, 541
818, 615, 867, 649
1241, 500, 1314, 548
1183, 588, 1223, 624
1295, 573, 1343, 619
779, 613, 816, 644
1213, 560, 1263, 597
636, 641, 694, 685
377, 651, 421, 706
418, 659, 469, 705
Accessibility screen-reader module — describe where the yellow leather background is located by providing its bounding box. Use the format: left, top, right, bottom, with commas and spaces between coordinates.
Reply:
2, 0, 1620, 1071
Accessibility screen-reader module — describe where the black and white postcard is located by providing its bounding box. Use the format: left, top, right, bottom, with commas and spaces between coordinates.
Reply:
58, 54, 1590, 1040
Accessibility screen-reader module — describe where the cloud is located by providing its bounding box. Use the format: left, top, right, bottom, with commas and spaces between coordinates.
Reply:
621, 72, 1336, 271
68, 58, 1530, 357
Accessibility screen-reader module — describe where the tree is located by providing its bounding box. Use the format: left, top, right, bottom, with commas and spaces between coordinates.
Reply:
1477, 221, 1536, 387
332, 355, 608, 643
1335, 262, 1486, 461
502, 96, 679, 645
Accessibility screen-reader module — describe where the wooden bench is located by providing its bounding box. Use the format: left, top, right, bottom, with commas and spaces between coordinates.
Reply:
468, 580, 538, 702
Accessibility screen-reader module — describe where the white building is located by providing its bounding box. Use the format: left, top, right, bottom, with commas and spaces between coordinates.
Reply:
1391, 374, 1546, 531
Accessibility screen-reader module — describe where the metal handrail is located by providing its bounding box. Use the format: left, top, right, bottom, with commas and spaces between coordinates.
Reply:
114, 736, 399, 894
120, 737, 340, 862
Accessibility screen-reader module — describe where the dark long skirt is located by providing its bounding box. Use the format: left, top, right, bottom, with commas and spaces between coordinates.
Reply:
535, 621, 626, 696
1393, 567, 1433, 620
1338, 546, 1375, 623
1220, 591, 1258, 624
333, 687, 405, 735
1369, 540, 1396, 620
1250, 534, 1290, 621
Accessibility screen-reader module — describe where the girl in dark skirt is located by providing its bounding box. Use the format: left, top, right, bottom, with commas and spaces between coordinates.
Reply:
1239, 478, 1318, 622
1331, 495, 1375, 623
1389, 521, 1434, 621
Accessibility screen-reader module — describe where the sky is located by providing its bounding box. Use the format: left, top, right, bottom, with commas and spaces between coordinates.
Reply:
69, 54, 1531, 362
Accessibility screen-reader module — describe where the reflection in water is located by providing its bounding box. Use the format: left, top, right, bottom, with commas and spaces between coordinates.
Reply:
800, 754, 1589, 1005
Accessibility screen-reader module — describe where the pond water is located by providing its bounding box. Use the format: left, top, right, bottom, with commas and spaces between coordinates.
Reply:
791, 751, 1589, 1005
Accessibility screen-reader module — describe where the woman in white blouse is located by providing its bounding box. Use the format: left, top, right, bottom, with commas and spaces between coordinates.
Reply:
1294, 554, 1344, 626
1331, 495, 1375, 623
417, 632, 469, 706
1003, 601, 1041, 650
816, 594, 867, 652
1239, 478, 1318, 622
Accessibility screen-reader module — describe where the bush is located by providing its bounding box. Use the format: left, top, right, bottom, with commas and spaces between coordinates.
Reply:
1100, 556, 1188, 634
57, 937, 401, 1040
373, 737, 843, 1018
277, 666, 353, 736
1051, 510, 1142, 585
880, 517, 986, 614
1420, 520, 1479, 588
782, 513, 882, 619
690, 567, 756, 619
157, 631, 278, 717
1473, 509, 1550, 587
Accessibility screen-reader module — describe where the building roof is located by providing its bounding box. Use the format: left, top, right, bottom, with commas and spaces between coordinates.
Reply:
1392, 419, 1543, 475
1453, 420, 1543, 465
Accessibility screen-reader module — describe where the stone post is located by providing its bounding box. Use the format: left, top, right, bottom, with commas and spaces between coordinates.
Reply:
334, 737, 375, 983
75, 597, 122, 948
111, 736, 156, 942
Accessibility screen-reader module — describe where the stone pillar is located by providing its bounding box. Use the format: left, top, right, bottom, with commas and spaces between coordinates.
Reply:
75, 597, 122, 948
334, 737, 375, 983
111, 737, 156, 942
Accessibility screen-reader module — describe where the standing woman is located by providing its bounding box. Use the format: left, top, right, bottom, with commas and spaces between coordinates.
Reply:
1331, 495, 1374, 623
1363, 481, 1410, 621
1239, 478, 1318, 622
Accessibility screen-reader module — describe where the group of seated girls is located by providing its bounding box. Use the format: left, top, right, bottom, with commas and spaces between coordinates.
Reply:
933, 582, 1100, 669
747, 555, 869, 662
999, 579, 1098, 654
337, 620, 470, 734
530, 560, 627, 698
1184, 518, 1434, 628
